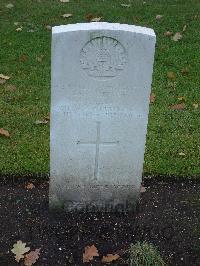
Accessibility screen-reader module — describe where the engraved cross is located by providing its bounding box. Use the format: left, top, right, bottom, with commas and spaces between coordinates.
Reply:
77, 122, 119, 180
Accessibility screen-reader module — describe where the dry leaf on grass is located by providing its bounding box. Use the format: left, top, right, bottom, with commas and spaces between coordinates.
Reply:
16, 27, 23, 32
83, 245, 99, 263
102, 253, 120, 263
150, 93, 156, 103
35, 120, 49, 125
179, 152, 185, 156
0, 128, 10, 138
177, 96, 185, 101
60, 0, 70, 2
11, 240, 30, 262
35, 113, 50, 124
6, 3, 14, 8
85, 13, 102, 22
25, 183, 35, 190
156, 15, 163, 21
24, 248, 41, 266
36, 57, 42, 62
121, 4, 131, 8
164, 31, 173, 37
0, 74, 10, 80
182, 25, 187, 32
61, 13, 72, 18
19, 54, 28, 62
167, 71, 176, 81
85, 13, 94, 21
36, 55, 44, 63
91, 17, 102, 22
45, 25, 52, 31
169, 103, 185, 110
172, 32, 182, 41
193, 103, 198, 109
0, 79, 6, 85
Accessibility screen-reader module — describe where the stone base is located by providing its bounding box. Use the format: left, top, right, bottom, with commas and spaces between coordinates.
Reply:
49, 184, 139, 213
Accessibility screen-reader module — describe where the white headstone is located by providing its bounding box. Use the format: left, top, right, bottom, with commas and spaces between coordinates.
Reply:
50, 22, 156, 212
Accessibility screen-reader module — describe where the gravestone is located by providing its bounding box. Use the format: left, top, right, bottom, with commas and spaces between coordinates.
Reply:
50, 22, 156, 212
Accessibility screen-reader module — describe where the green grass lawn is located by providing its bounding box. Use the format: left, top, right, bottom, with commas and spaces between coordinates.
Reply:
0, 0, 199, 177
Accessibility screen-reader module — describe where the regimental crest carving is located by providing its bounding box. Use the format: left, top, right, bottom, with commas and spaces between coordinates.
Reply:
80, 36, 127, 78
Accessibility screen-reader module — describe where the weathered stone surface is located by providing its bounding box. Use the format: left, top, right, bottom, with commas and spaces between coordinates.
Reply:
50, 22, 156, 212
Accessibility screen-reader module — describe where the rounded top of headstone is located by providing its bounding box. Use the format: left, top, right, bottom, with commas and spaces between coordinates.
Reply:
52, 22, 156, 38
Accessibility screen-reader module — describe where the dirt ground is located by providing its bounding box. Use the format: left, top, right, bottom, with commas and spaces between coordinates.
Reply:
0, 176, 199, 265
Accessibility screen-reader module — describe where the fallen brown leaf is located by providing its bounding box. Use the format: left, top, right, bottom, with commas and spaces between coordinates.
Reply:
35, 120, 49, 125
61, 13, 72, 18
83, 245, 99, 263
36, 55, 44, 63
0, 128, 10, 138
19, 54, 28, 62
150, 93, 156, 103
45, 25, 52, 31
91, 17, 102, 22
121, 4, 131, 8
182, 25, 187, 32
169, 103, 185, 110
102, 253, 120, 263
164, 31, 173, 37
85, 13, 102, 22
193, 103, 199, 109
85, 13, 94, 21
167, 71, 176, 81
6, 3, 14, 8
172, 32, 182, 42
156, 15, 163, 21
24, 248, 41, 266
16, 27, 23, 32
11, 240, 30, 262
0, 74, 10, 80
0, 79, 6, 85
177, 96, 185, 101
25, 183, 35, 190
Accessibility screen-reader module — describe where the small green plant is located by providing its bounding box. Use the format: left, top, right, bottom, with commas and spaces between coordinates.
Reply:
127, 241, 166, 266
